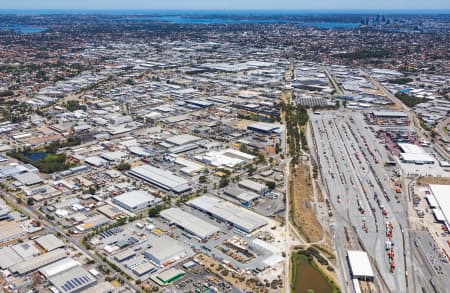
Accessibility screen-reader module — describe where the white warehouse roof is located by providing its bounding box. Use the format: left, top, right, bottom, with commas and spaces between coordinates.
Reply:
398, 143, 435, 164
372, 111, 408, 118
428, 185, 450, 231
160, 208, 220, 239
113, 190, 158, 211
398, 143, 427, 154
347, 250, 374, 279
85, 156, 107, 167
100, 151, 126, 161
129, 165, 191, 193
195, 149, 255, 168
239, 179, 268, 194
247, 122, 281, 133
40, 257, 80, 278
166, 134, 201, 146
35, 234, 65, 252
144, 236, 187, 266
188, 195, 268, 233
10, 248, 67, 275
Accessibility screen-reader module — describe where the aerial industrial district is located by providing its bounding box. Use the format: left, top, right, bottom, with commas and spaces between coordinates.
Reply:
0, 36, 449, 293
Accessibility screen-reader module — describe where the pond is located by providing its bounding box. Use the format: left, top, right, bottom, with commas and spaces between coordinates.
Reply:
294, 255, 333, 293
25, 152, 48, 162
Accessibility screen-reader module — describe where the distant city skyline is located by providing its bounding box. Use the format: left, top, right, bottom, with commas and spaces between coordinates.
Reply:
1, 0, 449, 11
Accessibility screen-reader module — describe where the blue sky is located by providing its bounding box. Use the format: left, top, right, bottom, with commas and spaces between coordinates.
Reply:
1, 0, 449, 10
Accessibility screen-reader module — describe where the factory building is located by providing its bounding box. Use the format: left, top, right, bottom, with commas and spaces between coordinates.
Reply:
238, 179, 268, 195
128, 165, 191, 194
160, 208, 220, 240
114, 248, 136, 262
426, 185, 450, 232
371, 111, 408, 119
131, 261, 157, 277
188, 195, 268, 233
224, 187, 261, 206
151, 268, 186, 286
13, 172, 43, 186
247, 122, 281, 134
113, 190, 160, 212
35, 234, 65, 252
10, 248, 67, 275
41, 258, 97, 293
398, 143, 435, 165
144, 236, 188, 267
195, 149, 255, 168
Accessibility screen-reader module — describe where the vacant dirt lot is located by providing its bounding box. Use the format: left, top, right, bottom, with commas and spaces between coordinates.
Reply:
416, 176, 450, 186
290, 163, 323, 243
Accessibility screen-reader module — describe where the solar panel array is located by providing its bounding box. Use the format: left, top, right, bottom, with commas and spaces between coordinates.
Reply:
61, 275, 92, 292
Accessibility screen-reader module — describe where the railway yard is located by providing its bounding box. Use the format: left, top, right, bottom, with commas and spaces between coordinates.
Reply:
310, 109, 450, 293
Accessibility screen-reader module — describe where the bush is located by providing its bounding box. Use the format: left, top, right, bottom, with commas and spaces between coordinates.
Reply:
116, 162, 131, 171
266, 181, 276, 190
387, 78, 413, 85
219, 177, 230, 188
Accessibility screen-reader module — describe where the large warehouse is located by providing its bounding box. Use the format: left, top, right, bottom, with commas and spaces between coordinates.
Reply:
347, 250, 374, 281
188, 195, 268, 233
427, 184, 450, 231
195, 149, 255, 168
128, 165, 191, 193
372, 111, 408, 119
144, 236, 188, 267
160, 208, 220, 240
247, 122, 281, 134
398, 143, 435, 165
238, 179, 268, 195
113, 190, 161, 212
10, 248, 67, 275
166, 134, 201, 146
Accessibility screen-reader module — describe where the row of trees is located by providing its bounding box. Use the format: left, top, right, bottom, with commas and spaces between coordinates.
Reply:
333, 50, 390, 60
281, 102, 309, 164
394, 92, 426, 107
65, 100, 87, 112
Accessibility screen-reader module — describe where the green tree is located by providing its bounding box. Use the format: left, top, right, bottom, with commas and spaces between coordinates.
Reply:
219, 177, 230, 188
266, 181, 276, 190
88, 186, 96, 195
27, 197, 34, 206
116, 162, 131, 171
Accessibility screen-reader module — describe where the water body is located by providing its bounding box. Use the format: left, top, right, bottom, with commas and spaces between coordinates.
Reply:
294, 256, 333, 293
126, 15, 290, 24
25, 152, 48, 161
0, 24, 46, 34
300, 21, 359, 29
126, 15, 359, 28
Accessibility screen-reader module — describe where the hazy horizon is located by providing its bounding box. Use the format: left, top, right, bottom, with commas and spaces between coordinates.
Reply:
0, 8, 449, 15
1, 0, 449, 11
